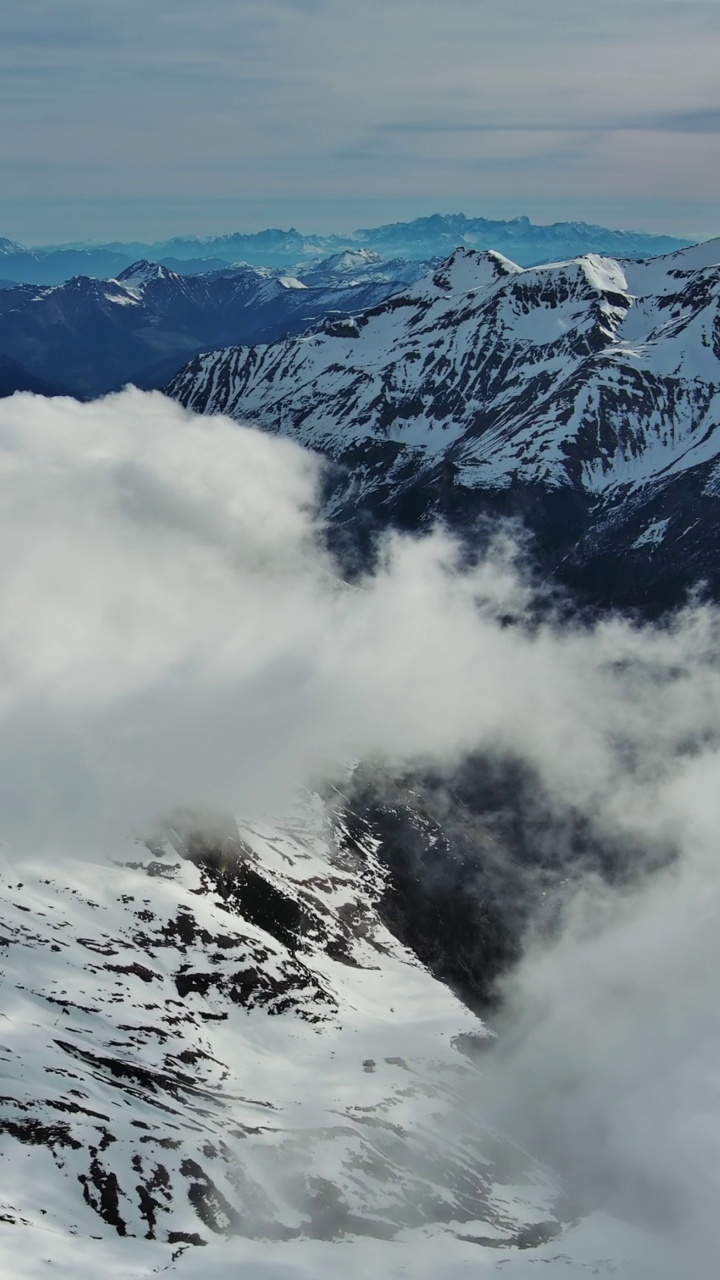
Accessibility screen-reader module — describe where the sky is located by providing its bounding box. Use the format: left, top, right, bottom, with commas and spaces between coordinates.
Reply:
1, 0, 719, 245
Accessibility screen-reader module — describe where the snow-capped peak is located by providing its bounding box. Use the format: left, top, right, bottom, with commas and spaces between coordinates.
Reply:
116, 260, 178, 287
0, 237, 28, 256
407, 245, 522, 300
165, 239, 720, 608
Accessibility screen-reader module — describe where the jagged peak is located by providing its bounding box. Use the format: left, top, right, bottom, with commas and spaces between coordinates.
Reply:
116, 259, 178, 286
410, 245, 522, 299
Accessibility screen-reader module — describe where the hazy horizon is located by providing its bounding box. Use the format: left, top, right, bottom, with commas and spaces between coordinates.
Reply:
1, 199, 714, 251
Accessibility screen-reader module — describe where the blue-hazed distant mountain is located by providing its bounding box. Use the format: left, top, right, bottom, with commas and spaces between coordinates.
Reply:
0, 351, 72, 398
148, 214, 690, 269
0, 214, 694, 284
0, 237, 136, 286
0, 253, 427, 397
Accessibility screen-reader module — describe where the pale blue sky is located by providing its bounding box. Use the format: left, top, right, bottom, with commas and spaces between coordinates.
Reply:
2, 0, 720, 244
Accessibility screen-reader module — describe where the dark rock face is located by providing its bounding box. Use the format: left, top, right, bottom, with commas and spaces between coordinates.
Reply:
341, 788, 520, 1012
335, 755, 671, 1014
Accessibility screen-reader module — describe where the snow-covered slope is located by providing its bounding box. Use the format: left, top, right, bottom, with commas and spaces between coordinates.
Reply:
167, 241, 720, 608
292, 249, 433, 290
0, 797, 573, 1260
0, 793, 673, 1277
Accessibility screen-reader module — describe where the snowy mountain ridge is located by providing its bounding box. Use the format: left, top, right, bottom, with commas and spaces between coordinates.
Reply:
0, 214, 692, 284
120, 212, 693, 268
167, 239, 720, 608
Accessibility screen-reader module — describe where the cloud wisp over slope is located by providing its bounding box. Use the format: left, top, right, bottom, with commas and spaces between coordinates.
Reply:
1, 387, 720, 1272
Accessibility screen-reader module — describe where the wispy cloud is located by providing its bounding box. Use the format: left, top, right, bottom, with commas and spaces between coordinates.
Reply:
379, 107, 720, 137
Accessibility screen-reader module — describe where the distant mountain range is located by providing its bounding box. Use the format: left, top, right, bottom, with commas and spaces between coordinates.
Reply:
0, 252, 425, 397
167, 239, 720, 612
150, 214, 690, 269
0, 214, 692, 284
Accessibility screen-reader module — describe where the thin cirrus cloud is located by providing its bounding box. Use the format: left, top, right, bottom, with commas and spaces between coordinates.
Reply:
378, 107, 720, 135
657, 106, 720, 132
0, 0, 719, 240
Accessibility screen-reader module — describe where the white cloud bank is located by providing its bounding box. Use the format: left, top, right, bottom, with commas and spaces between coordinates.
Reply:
2, 386, 720, 1269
